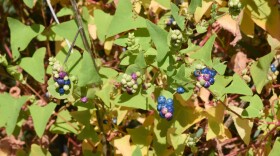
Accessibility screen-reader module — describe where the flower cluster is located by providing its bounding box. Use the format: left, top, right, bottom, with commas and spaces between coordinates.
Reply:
193, 65, 216, 88
121, 72, 141, 94
157, 96, 174, 120
267, 64, 279, 81
49, 57, 71, 95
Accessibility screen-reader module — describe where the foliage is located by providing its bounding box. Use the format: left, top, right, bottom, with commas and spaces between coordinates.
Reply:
0, 0, 280, 155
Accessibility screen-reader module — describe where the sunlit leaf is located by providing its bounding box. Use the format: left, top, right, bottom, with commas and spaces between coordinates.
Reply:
224, 73, 253, 96
30, 144, 51, 156
242, 94, 264, 118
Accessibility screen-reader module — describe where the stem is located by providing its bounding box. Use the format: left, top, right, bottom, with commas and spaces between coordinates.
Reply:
45, 0, 72, 49
64, 27, 82, 64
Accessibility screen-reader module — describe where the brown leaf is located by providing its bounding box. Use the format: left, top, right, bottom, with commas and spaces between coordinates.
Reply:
229, 51, 248, 75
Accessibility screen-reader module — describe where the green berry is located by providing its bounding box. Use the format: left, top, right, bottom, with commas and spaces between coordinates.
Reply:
131, 89, 136, 94
63, 85, 70, 91
171, 34, 177, 40
272, 75, 277, 80
125, 75, 132, 81
199, 79, 206, 86
133, 84, 138, 89
64, 76, 69, 81
127, 82, 133, 87
54, 82, 59, 88
136, 71, 141, 76
121, 79, 127, 85
268, 75, 273, 80
54, 73, 59, 78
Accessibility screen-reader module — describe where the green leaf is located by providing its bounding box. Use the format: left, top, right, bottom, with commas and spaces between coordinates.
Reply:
189, 34, 216, 67
19, 48, 46, 83
269, 137, 280, 156
52, 20, 90, 52
77, 52, 101, 86
29, 102, 56, 138
179, 40, 200, 54
106, 0, 146, 38
77, 124, 98, 142
224, 73, 253, 96
155, 0, 170, 9
212, 58, 227, 75
95, 79, 114, 107
99, 67, 118, 78
50, 110, 78, 134
127, 126, 150, 146
30, 144, 51, 156
125, 64, 142, 74
250, 51, 275, 93
114, 92, 147, 110
173, 64, 188, 82
23, 0, 35, 8
229, 106, 253, 145
0, 93, 28, 135
188, 0, 202, 14
146, 20, 169, 63
242, 95, 264, 118
167, 128, 187, 155
94, 10, 113, 42
132, 146, 142, 156
209, 75, 232, 100
170, 3, 185, 30
135, 51, 147, 69
7, 17, 44, 60
57, 7, 74, 17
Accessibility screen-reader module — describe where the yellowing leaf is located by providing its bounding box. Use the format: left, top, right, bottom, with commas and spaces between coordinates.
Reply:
104, 37, 114, 55
114, 135, 133, 156
242, 0, 280, 41
240, 10, 254, 38
194, 0, 213, 23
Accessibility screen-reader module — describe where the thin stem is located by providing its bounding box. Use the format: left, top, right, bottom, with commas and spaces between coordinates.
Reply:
64, 27, 82, 64
45, 0, 72, 49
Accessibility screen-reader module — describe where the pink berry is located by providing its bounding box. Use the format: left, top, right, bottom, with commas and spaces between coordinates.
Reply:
80, 97, 88, 103
161, 107, 168, 114
165, 112, 173, 119
131, 73, 138, 80
59, 71, 67, 78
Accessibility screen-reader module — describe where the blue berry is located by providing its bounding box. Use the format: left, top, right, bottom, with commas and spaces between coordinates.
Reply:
201, 68, 210, 74
209, 70, 217, 78
271, 64, 277, 72
166, 98, 174, 105
203, 74, 211, 81
193, 70, 201, 77
157, 96, 166, 104
58, 87, 65, 95
56, 78, 65, 86
209, 78, 215, 85
165, 105, 174, 113
157, 103, 163, 111
176, 86, 185, 94
103, 120, 108, 124
64, 79, 71, 85
159, 111, 165, 118
204, 81, 211, 88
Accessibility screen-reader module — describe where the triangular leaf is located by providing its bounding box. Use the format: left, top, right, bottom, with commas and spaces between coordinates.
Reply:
19, 48, 46, 83
242, 95, 264, 118
224, 74, 253, 96
29, 102, 56, 137
170, 3, 185, 30
188, 0, 202, 14
269, 137, 280, 156
189, 35, 216, 67
94, 10, 113, 42
7, 17, 44, 60
146, 20, 169, 63
135, 51, 147, 69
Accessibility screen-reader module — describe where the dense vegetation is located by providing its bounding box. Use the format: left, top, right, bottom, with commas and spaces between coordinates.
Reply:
1, 0, 280, 155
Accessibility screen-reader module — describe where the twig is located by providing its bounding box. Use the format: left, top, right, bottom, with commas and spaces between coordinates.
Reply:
64, 27, 82, 64
45, 0, 72, 49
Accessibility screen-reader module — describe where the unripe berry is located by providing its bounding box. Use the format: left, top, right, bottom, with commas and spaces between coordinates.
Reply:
54, 73, 59, 79
136, 71, 141, 76
63, 76, 69, 81
275, 71, 279, 75
54, 82, 59, 88
132, 84, 138, 89
125, 75, 132, 81
131, 89, 136, 94
171, 34, 177, 40
121, 79, 127, 85
63, 85, 70, 91
127, 82, 133, 87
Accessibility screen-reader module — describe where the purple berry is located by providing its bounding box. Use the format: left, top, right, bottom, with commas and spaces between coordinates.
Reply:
131, 73, 138, 80
58, 87, 65, 95
158, 96, 166, 104
209, 78, 215, 85
193, 70, 201, 77
56, 78, 65, 86
64, 80, 71, 85
203, 74, 211, 81
59, 71, 67, 78
157, 103, 163, 111
204, 81, 211, 88
80, 97, 88, 103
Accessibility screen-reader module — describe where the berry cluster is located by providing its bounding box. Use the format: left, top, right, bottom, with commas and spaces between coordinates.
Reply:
228, 0, 242, 19
165, 17, 176, 26
193, 65, 216, 88
267, 64, 279, 81
121, 72, 141, 94
170, 29, 183, 47
157, 96, 174, 120
49, 57, 71, 95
